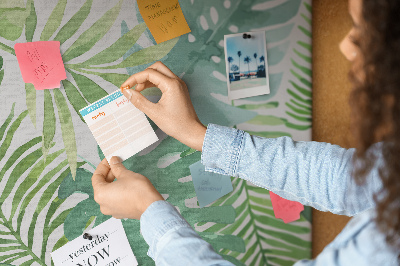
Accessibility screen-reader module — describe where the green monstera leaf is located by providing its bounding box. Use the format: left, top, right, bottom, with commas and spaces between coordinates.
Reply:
0, 104, 85, 265
59, 140, 245, 265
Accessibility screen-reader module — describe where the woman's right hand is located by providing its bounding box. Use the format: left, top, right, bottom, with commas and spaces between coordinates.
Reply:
120, 61, 207, 151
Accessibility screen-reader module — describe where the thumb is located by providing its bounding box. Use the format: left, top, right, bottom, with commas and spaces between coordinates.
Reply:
109, 156, 128, 178
122, 89, 155, 116
92, 159, 111, 188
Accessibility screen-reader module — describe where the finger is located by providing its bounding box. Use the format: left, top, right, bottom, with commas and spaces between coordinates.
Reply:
92, 159, 111, 189
105, 170, 116, 183
109, 156, 129, 179
133, 61, 179, 91
102, 159, 116, 182
136, 81, 156, 92
100, 206, 111, 216
147, 61, 177, 79
122, 89, 158, 117
120, 68, 174, 94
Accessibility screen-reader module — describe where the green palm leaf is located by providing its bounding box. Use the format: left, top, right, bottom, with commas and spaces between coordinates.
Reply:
0, 104, 85, 265
40, 0, 67, 41
42, 90, 56, 159
53, 89, 77, 179
284, 1, 312, 130
24, 83, 36, 128
0, 43, 14, 55
68, 70, 108, 103
62, 0, 123, 62
0, 55, 3, 86
0, 1, 32, 41
53, 0, 93, 45
200, 179, 311, 265
24, 0, 37, 42
82, 37, 178, 70
61, 79, 87, 122
81, 22, 147, 66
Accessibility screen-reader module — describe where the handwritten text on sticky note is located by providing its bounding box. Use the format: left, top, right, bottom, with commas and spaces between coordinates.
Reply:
270, 191, 304, 223
189, 161, 233, 208
137, 0, 191, 43
14, 41, 66, 90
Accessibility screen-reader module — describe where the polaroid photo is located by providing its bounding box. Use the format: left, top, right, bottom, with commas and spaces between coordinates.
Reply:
224, 31, 270, 100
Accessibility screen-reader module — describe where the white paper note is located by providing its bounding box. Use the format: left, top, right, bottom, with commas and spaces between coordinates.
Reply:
51, 218, 137, 266
80, 90, 158, 162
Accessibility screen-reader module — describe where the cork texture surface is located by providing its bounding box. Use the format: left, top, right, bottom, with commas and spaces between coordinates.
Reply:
312, 0, 353, 258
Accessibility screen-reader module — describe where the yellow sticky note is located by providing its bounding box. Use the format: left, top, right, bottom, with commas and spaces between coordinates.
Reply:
137, 0, 191, 44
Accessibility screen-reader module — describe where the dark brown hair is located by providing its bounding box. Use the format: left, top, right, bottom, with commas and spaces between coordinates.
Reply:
350, 0, 400, 253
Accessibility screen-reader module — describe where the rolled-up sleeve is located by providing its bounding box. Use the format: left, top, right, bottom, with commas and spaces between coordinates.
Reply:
201, 124, 382, 216
140, 200, 234, 265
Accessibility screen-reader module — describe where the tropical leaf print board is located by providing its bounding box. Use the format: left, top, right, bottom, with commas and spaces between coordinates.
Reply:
0, 0, 312, 265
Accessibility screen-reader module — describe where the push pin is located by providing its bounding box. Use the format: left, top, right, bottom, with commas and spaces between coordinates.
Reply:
83, 233, 93, 240
242, 33, 252, 39
120, 85, 130, 92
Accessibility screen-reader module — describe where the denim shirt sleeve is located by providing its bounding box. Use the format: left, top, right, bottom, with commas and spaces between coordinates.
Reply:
201, 124, 382, 216
140, 200, 234, 266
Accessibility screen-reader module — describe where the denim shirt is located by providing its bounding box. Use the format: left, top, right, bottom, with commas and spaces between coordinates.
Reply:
140, 124, 399, 265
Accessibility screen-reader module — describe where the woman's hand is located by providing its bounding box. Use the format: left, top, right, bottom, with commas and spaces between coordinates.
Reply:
92, 157, 164, 220
120, 61, 206, 151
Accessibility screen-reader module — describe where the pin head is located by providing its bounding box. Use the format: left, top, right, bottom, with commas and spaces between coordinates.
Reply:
83, 233, 93, 240
242, 33, 252, 39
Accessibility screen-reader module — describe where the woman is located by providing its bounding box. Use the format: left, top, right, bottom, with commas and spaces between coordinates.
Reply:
91, 0, 400, 264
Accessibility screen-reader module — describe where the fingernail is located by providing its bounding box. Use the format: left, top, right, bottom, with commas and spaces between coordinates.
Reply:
110, 156, 122, 165
123, 89, 133, 100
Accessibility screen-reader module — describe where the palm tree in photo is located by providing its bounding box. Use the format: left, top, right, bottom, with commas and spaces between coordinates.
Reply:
259, 55, 266, 77
260, 55, 265, 70
253, 53, 258, 74
227, 56, 234, 74
237, 50, 242, 79
244, 56, 251, 78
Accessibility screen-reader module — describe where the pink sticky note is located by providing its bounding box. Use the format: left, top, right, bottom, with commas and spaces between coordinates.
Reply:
14, 41, 66, 90
270, 191, 304, 223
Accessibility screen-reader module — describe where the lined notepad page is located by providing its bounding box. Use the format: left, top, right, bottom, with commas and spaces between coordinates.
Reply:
80, 90, 158, 162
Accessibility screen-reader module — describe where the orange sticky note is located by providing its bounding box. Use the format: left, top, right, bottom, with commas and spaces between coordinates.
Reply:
270, 191, 304, 223
137, 0, 191, 44
14, 41, 67, 90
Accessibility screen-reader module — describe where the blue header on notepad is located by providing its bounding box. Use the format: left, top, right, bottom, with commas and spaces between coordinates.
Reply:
80, 91, 123, 117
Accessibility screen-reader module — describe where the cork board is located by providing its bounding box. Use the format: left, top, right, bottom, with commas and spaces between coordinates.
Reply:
312, 0, 353, 258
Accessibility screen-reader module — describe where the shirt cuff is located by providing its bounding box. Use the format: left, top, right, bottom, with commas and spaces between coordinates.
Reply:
201, 123, 245, 176
140, 200, 192, 259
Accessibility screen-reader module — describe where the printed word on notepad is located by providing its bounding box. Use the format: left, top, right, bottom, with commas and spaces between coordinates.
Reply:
80, 90, 158, 161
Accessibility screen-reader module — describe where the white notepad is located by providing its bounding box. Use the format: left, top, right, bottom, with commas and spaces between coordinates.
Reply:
80, 90, 158, 162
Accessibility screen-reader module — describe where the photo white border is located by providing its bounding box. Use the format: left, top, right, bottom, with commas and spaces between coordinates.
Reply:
224, 31, 270, 100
